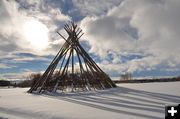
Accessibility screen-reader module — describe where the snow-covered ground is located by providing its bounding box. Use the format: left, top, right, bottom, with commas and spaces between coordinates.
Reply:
0, 82, 180, 119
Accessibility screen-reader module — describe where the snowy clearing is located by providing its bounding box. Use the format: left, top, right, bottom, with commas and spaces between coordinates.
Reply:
0, 82, 180, 119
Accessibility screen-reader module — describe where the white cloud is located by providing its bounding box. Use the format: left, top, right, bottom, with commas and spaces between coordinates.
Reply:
0, 0, 72, 80
80, 16, 137, 58
128, 0, 180, 71
80, 0, 180, 74
73, 0, 123, 16
0, 0, 70, 57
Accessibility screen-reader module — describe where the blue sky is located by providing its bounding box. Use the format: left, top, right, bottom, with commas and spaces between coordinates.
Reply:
0, 0, 180, 80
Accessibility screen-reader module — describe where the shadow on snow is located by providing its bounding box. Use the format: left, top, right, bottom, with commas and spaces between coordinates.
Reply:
37, 87, 180, 119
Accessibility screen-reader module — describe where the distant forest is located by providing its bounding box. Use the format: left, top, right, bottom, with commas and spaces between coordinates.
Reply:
1, 73, 180, 87
114, 76, 180, 83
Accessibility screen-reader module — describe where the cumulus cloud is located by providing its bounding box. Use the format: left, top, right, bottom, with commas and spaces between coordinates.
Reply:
0, 0, 70, 57
80, 0, 180, 74
80, 16, 137, 58
130, 0, 180, 62
0, 0, 71, 79
73, 0, 122, 16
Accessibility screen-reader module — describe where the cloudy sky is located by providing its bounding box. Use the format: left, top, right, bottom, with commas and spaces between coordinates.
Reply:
0, 0, 180, 80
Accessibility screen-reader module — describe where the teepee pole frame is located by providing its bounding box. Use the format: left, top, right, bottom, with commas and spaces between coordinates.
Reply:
28, 22, 116, 93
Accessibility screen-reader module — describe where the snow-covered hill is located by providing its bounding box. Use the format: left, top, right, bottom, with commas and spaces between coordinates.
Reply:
0, 82, 180, 119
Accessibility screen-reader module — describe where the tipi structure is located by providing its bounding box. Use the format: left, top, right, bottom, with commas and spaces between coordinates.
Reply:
28, 22, 116, 93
